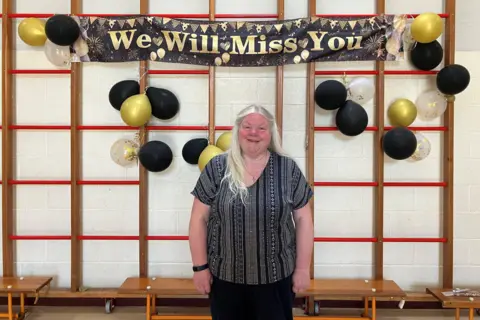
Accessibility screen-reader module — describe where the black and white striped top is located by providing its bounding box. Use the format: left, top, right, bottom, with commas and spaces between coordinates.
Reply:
191, 151, 313, 285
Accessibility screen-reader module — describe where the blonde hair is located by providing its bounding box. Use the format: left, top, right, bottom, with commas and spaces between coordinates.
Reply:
221, 104, 288, 204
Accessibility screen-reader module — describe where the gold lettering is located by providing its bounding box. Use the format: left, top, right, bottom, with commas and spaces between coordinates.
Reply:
230, 35, 257, 54
190, 34, 199, 52
108, 29, 137, 50
161, 31, 189, 51
136, 34, 152, 49
346, 36, 363, 50
283, 38, 297, 53
328, 37, 346, 51
268, 39, 283, 54
210, 35, 219, 54
258, 35, 268, 54
307, 31, 328, 51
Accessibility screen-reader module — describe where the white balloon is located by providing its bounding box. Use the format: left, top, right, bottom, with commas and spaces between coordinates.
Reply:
410, 132, 431, 161
415, 90, 447, 120
44, 39, 71, 67
347, 77, 375, 105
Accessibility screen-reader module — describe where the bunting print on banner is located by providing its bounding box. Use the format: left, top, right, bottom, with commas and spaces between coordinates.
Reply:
71, 14, 407, 67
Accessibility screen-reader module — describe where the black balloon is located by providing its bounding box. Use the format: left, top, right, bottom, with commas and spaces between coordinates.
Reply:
138, 141, 173, 172
45, 14, 80, 46
314, 80, 347, 110
410, 40, 443, 71
146, 87, 180, 120
436, 64, 471, 95
109, 80, 140, 111
182, 138, 209, 165
382, 127, 417, 160
335, 100, 368, 136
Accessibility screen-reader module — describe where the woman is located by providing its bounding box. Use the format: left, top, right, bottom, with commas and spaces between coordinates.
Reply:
188, 104, 314, 320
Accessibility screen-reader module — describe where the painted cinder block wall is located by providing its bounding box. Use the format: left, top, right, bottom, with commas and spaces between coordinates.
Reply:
0, 0, 478, 291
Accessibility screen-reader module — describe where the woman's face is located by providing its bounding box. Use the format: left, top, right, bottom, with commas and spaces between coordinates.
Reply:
238, 113, 271, 156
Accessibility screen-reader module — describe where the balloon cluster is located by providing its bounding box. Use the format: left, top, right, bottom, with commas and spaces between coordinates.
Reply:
380, 12, 472, 161
108, 80, 180, 127
108, 79, 232, 173
314, 77, 374, 137
408, 13, 471, 101
183, 132, 232, 171
107, 80, 181, 172
18, 14, 81, 66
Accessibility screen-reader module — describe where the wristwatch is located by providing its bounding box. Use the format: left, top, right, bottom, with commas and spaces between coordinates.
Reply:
192, 263, 209, 272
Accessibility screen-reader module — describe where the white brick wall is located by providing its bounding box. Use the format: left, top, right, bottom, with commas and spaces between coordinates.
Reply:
0, 0, 477, 291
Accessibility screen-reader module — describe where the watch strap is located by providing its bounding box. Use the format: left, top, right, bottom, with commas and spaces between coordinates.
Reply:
192, 263, 209, 272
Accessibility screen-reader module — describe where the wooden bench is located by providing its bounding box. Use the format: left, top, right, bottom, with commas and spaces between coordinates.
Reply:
0, 276, 52, 320
118, 277, 405, 320
427, 288, 480, 320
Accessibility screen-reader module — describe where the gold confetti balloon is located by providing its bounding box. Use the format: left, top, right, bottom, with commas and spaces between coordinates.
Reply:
410, 132, 431, 161
110, 139, 139, 167
415, 90, 447, 120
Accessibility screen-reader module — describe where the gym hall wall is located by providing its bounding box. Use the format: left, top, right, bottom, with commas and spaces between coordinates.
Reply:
1, 0, 479, 294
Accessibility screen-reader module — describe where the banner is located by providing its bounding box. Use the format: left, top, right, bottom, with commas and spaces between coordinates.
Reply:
72, 14, 407, 67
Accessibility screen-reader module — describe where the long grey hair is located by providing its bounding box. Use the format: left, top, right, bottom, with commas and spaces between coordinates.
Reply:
221, 104, 288, 204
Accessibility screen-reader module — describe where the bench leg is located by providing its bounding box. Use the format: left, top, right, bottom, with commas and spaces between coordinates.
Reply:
152, 294, 156, 315
455, 308, 460, 320
362, 297, 369, 317
146, 294, 151, 320
469, 308, 474, 320
7, 293, 13, 320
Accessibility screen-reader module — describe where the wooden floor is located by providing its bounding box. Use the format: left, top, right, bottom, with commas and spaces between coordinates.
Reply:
7, 306, 476, 319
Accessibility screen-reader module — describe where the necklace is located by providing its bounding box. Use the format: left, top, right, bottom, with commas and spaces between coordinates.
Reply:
245, 152, 269, 182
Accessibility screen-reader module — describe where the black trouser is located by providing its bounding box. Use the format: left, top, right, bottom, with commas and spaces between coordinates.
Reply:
209, 274, 295, 320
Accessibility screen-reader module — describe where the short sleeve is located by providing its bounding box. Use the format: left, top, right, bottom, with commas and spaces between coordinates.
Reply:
191, 154, 225, 206
291, 160, 314, 210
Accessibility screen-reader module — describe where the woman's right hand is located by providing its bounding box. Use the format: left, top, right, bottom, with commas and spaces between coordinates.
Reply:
193, 269, 212, 295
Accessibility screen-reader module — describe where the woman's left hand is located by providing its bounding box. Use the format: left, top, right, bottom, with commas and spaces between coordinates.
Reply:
292, 268, 311, 293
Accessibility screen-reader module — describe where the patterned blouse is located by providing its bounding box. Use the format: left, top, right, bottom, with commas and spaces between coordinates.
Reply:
191, 151, 313, 285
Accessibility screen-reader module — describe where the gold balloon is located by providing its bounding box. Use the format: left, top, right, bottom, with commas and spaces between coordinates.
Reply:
198, 145, 223, 171
410, 13, 443, 43
18, 18, 47, 46
216, 132, 232, 151
388, 98, 417, 127
120, 94, 152, 127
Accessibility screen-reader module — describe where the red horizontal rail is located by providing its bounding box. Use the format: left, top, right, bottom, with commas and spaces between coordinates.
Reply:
9, 125, 71, 130
315, 126, 378, 131
314, 126, 446, 132
7, 13, 278, 19
314, 182, 378, 187
7, 125, 234, 131
314, 237, 377, 242
148, 70, 209, 75
383, 182, 447, 187
315, 70, 439, 76
9, 180, 139, 185
314, 182, 446, 187
78, 235, 140, 240
383, 238, 447, 243
77, 180, 139, 185
146, 235, 189, 240
9, 235, 71, 240
7, 13, 448, 19
9, 180, 445, 187
9, 180, 70, 185
315, 13, 449, 18
9, 70, 71, 74
7, 235, 448, 242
